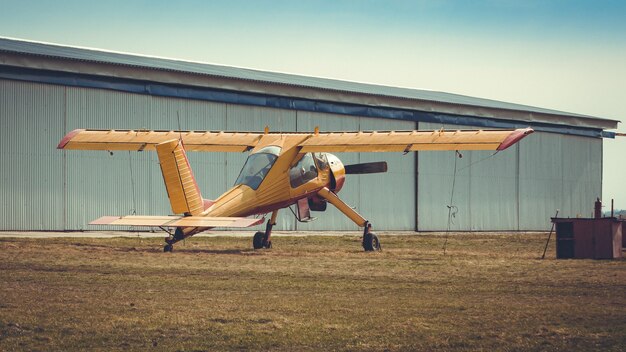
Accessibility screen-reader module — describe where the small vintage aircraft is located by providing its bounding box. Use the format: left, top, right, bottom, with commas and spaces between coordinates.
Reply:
57, 126, 533, 252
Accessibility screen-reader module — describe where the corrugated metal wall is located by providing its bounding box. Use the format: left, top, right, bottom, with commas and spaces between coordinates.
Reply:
0, 79, 415, 231
0, 80, 65, 230
0, 79, 602, 232
418, 122, 602, 231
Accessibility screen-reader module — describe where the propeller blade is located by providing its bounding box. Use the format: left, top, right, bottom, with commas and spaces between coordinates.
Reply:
344, 161, 388, 174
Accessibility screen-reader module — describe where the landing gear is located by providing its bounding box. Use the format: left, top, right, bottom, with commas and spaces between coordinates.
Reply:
362, 222, 381, 252
162, 227, 197, 253
362, 233, 380, 251
253, 211, 277, 249
315, 188, 381, 252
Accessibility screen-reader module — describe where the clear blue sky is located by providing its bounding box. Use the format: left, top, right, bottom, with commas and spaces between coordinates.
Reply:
1, 0, 625, 206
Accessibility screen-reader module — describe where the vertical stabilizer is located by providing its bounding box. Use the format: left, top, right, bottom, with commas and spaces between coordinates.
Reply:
156, 139, 204, 215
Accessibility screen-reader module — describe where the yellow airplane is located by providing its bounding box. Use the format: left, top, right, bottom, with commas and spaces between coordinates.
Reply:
58, 126, 533, 252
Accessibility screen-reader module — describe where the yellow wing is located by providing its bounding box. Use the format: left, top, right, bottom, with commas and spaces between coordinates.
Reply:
58, 129, 264, 152
298, 128, 534, 152
58, 127, 533, 153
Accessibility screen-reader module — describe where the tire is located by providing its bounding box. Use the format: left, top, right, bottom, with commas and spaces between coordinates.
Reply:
363, 233, 381, 251
253, 231, 265, 249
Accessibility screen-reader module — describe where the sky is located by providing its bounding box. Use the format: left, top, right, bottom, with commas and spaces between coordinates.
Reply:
1, 0, 625, 207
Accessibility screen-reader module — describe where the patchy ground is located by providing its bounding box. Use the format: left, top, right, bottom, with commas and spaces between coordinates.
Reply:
0, 233, 624, 351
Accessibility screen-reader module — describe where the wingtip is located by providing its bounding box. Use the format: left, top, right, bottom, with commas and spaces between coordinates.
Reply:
497, 128, 534, 151
57, 129, 85, 149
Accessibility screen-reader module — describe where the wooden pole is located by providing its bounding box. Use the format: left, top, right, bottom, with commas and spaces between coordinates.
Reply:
542, 209, 559, 259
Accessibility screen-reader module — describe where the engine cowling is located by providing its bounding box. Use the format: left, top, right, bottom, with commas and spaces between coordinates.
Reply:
305, 153, 345, 213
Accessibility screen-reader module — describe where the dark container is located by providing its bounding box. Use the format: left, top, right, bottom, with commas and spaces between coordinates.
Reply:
552, 218, 622, 259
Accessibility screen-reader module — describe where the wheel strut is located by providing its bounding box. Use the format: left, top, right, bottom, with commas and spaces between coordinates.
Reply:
253, 211, 277, 249
162, 227, 197, 253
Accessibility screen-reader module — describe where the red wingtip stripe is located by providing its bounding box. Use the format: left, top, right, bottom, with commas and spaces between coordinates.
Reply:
57, 129, 85, 149
497, 128, 534, 151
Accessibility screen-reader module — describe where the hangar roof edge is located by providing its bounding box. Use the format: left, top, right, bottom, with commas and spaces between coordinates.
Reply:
0, 36, 618, 130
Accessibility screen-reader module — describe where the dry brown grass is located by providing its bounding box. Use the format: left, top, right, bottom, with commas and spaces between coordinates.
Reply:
0, 233, 624, 351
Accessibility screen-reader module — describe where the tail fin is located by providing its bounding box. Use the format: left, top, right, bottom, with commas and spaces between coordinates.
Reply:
156, 139, 204, 216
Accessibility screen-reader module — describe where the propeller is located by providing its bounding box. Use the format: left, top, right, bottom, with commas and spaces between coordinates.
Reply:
344, 161, 388, 175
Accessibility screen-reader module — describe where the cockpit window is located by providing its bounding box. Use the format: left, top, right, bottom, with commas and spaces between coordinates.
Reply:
289, 153, 318, 188
234, 146, 281, 190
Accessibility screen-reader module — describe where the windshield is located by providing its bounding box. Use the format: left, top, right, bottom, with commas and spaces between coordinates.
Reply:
234, 146, 281, 190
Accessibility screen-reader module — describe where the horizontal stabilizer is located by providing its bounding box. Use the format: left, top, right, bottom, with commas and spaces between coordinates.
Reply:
90, 215, 264, 228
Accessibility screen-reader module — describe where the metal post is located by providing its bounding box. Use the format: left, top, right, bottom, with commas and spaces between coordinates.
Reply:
541, 209, 559, 259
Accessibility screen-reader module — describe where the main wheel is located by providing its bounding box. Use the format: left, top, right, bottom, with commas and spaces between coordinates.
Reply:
362, 232, 381, 251
163, 244, 173, 252
253, 231, 265, 249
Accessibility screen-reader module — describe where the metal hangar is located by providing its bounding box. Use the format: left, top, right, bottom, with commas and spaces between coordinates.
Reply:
0, 37, 619, 232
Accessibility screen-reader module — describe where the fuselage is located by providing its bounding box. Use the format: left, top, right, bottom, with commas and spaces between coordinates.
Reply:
200, 134, 345, 220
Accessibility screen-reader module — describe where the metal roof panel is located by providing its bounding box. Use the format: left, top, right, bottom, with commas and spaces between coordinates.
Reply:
0, 36, 617, 128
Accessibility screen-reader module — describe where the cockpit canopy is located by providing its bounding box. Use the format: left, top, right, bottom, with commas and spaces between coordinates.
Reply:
234, 146, 281, 190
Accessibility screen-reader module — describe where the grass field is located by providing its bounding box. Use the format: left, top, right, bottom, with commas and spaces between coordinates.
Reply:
0, 233, 624, 351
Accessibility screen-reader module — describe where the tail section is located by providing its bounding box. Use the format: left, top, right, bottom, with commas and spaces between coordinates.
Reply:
156, 139, 204, 216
